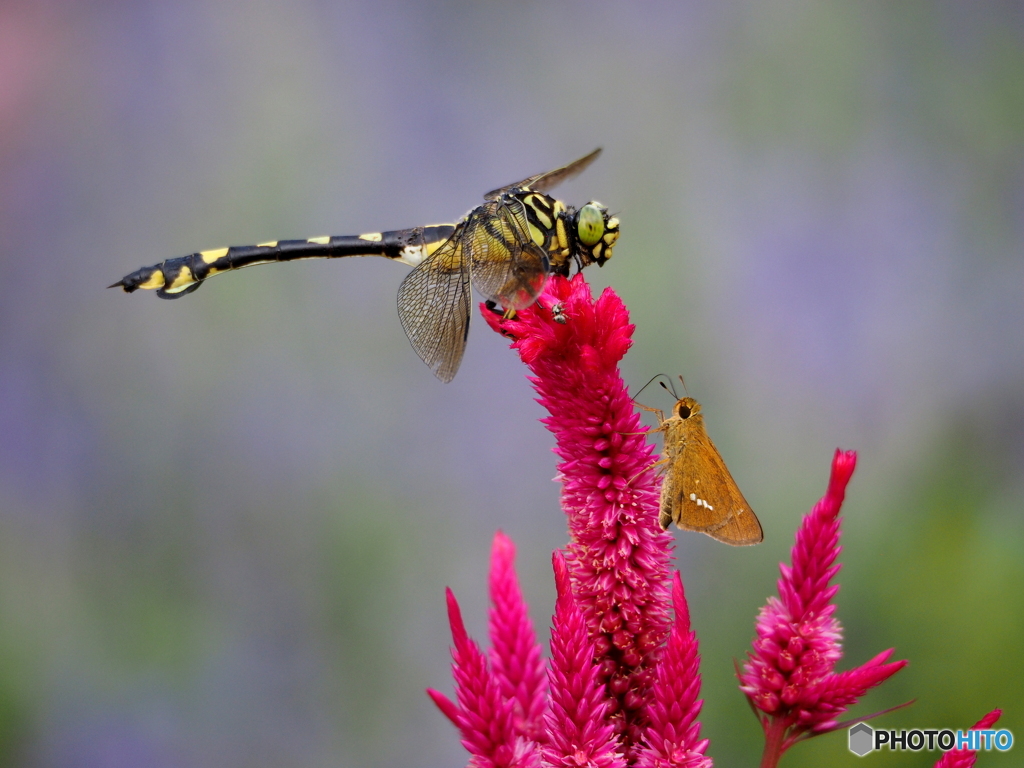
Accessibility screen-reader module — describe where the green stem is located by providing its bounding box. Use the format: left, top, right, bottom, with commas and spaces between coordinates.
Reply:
759, 717, 789, 768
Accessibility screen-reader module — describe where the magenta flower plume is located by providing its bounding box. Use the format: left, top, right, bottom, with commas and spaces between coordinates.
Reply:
489, 531, 549, 744
544, 551, 626, 768
739, 450, 908, 765
431, 274, 920, 768
634, 572, 712, 768
430, 276, 713, 766
431, 529, 709, 768
933, 709, 1002, 768
427, 584, 538, 768
484, 274, 675, 750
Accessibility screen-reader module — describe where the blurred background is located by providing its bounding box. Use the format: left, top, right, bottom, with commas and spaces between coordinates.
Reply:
1, 1, 1022, 765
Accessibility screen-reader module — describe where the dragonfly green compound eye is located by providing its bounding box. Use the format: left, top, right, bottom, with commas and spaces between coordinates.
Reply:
576, 203, 605, 247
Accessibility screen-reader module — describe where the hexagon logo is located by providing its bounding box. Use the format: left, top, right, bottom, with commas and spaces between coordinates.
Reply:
849, 722, 874, 756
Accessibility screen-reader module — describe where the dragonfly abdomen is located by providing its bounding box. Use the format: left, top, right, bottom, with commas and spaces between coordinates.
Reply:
109, 225, 457, 299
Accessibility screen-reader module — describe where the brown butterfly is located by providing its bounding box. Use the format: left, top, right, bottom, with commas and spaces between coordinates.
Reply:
640, 383, 763, 546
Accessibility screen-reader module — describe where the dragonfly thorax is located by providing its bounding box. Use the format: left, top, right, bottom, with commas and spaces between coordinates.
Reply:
515, 191, 619, 276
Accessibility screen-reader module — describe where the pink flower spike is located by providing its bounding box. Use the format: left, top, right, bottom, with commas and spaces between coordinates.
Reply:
933, 710, 1003, 768
543, 551, 626, 768
810, 649, 907, 733
484, 274, 675, 751
431, 587, 536, 768
739, 450, 907, 766
635, 572, 713, 768
426, 687, 461, 728
488, 531, 548, 743
427, 273, 916, 768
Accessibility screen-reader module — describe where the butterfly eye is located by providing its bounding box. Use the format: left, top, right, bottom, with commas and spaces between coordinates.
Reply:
677, 403, 692, 419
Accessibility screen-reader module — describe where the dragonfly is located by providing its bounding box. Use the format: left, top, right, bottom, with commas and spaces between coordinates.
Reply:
111, 149, 619, 382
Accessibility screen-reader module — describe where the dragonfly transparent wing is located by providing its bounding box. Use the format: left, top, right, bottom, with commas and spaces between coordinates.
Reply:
483, 148, 602, 200
465, 201, 549, 311
396, 230, 473, 383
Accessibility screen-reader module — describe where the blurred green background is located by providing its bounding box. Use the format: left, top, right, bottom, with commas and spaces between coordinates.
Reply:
1, 2, 1021, 766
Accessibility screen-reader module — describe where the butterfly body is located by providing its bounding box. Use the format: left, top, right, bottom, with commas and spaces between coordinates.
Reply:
652, 396, 763, 546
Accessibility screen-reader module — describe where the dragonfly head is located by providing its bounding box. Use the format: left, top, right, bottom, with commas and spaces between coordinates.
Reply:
573, 202, 619, 267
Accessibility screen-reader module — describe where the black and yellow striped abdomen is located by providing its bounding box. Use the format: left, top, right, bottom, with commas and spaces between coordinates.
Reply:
111, 225, 458, 299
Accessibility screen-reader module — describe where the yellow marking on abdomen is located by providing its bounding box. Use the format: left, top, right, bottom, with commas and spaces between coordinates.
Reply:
307, 236, 330, 245
139, 271, 166, 290
200, 247, 229, 263
358, 232, 383, 242
424, 239, 446, 256
165, 267, 196, 292
257, 240, 278, 248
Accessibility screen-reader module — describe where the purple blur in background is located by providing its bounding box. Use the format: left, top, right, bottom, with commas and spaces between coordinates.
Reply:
0, 2, 1021, 766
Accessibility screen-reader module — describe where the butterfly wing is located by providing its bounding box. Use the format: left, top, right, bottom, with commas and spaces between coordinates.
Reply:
660, 416, 763, 546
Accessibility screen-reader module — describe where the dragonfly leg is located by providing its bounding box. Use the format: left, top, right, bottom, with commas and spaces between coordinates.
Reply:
483, 300, 517, 339
482, 299, 519, 320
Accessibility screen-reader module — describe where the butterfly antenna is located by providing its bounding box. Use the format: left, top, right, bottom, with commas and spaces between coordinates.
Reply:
633, 374, 672, 402
658, 378, 680, 400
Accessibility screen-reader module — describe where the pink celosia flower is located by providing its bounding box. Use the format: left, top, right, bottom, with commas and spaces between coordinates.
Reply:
432, 527, 705, 768
544, 551, 626, 768
431, 274, 910, 768
427, 585, 538, 768
430, 275, 708, 767
633, 572, 712, 768
483, 275, 675, 751
932, 709, 1002, 768
488, 531, 549, 744
739, 449, 908, 766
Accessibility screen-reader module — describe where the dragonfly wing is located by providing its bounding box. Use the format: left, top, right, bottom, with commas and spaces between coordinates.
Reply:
396, 231, 472, 383
466, 201, 549, 311
483, 148, 602, 200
